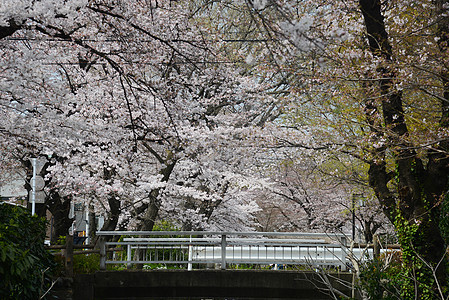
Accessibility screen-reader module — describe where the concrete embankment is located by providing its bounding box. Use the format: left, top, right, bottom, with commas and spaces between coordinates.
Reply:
71, 269, 357, 299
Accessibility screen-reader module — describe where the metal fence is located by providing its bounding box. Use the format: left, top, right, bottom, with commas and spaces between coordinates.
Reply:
96, 231, 371, 271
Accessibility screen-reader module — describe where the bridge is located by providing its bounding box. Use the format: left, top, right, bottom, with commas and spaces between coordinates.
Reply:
72, 231, 373, 299
96, 231, 374, 271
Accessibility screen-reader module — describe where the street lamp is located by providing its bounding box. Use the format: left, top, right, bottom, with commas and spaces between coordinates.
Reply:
352, 195, 355, 241
352, 193, 364, 242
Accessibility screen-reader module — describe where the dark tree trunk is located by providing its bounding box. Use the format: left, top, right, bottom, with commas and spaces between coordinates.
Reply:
0, 19, 21, 40
361, 219, 381, 243
100, 196, 121, 232
47, 192, 73, 244
93, 196, 122, 248
139, 191, 160, 231
138, 161, 176, 231
359, 0, 449, 297
88, 209, 97, 244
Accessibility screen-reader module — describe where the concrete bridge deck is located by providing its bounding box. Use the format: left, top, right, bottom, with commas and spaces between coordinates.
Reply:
73, 269, 356, 300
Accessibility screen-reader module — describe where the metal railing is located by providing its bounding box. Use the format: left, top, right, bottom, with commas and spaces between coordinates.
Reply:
96, 231, 365, 271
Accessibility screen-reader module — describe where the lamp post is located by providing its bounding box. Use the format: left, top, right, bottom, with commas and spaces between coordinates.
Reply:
352, 194, 355, 241
352, 193, 364, 242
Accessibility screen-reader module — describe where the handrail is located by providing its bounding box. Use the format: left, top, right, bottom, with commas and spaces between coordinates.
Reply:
121, 238, 328, 245
96, 230, 346, 237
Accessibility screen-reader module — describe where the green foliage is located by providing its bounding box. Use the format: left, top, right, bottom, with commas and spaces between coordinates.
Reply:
142, 263, 185, 270
359, 255, 403, 299
394, 213, 446, 299
360, 208, 449, 299
55, 253, 126, 274
73, 253, 100, 274
439, 193, 449, 246
229, 263, 271, 270
153, 219, 180, 232
0, 202, 55, 300
56, 235, 66, 245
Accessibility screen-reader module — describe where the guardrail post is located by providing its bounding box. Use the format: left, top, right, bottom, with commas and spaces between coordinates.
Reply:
373, 234, 380, 259
65, 235, 74, 277
100, 237, 106, 270
127, 244, 132, 269
340, 236, 347, 271
188, 234, 193, 271
221, 234, 227, 270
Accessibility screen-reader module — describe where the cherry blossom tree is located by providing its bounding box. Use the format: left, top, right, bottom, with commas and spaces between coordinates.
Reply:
0, 0, 272, 240
2, 1, 358, 242
201, 0, 449, 296
241, 140, 391, 242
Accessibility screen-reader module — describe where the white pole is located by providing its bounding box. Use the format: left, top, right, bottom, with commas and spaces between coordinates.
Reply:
85, 209, 89, 244
31, 158, 36, 216
188, 233, 193, 271
127, 244, 131, 269
221, 234, 227, 270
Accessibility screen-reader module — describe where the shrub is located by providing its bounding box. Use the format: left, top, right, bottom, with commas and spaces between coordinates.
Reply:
0, 202, 55, 300
73, 253, 100, 274
358, 252, 403, 299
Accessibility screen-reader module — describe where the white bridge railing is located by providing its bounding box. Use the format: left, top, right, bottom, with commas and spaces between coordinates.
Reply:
96, 231, 372, 271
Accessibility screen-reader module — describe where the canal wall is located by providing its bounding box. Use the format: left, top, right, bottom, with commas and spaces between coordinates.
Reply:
73, 269, 357, 299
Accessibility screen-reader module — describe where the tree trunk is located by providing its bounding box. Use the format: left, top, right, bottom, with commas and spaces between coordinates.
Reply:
88, 209, 96, 245
359, 0, 449, 297
0, 19, 21, 40
94, 196, 121, 248
100, 196, 121, 232
47, 192, 73, 244
139, 191, 160, 231
138, 161, 176, 231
